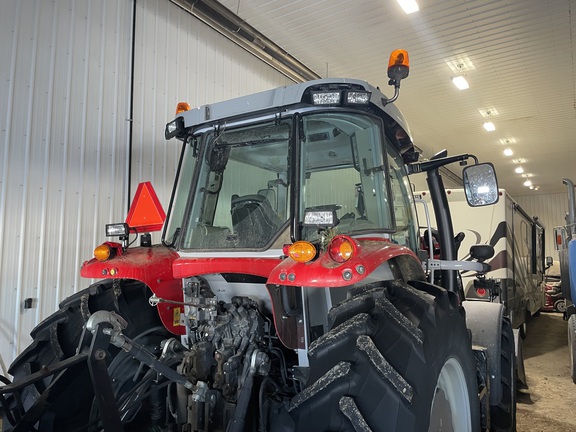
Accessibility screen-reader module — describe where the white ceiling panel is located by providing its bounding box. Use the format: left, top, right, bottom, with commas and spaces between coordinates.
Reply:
216, 0, 576, 196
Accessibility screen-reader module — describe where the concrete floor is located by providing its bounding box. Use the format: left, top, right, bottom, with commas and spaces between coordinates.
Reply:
516, 312, 576, 432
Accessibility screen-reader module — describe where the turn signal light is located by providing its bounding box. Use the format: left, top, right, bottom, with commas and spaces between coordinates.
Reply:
328, 236, 356, 263
287, 241, 317, 263
94, 244, 113, 261
175, 102, 191, 115
93, 242, 122, 262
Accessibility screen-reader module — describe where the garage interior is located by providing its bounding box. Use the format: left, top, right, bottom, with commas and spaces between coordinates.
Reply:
1, 0, 576, 430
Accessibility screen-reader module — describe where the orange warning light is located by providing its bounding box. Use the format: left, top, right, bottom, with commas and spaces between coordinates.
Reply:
125, 182, 166, 233
176, 102, 191, 115
387, 49, 410, 82
388, 49, 410, 69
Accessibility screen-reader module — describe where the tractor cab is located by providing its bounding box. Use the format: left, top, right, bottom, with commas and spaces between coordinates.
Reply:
162, 103, 419, 255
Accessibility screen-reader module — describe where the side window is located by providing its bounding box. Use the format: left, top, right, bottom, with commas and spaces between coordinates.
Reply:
535, 226, 544, 274
521, 220, 532, 274
387, 150, 418, 250
164, 141, 196, 244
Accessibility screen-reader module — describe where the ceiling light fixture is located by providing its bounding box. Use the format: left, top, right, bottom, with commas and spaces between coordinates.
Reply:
483, 121, 496, 132
515, 166, 524, 174
451, 75, 469, 90
397, 0, 419, 14
479, 108, 499, 118
503, 148, 513, 156
451, 64, 469, 90
523, 180, 532, 187
482, 110, 495, 131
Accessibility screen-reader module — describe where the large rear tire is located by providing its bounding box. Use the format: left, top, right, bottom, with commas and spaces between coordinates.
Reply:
287, 280, 480, 431
2, 280, 170, 432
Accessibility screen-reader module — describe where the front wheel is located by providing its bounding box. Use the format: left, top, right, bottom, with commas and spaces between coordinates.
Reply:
285, 280, 480, 432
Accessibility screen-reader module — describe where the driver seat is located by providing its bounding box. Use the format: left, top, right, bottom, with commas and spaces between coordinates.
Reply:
231, 194, 284, 247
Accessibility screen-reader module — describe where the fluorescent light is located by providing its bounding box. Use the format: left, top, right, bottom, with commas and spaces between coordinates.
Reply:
451, 75, 469, 90
397, 0, 419, 14
515, 166, 524, 174
503, 148, 513, 156
483, 121, 495, 132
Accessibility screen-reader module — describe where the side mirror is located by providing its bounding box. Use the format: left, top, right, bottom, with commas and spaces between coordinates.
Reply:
463, 163, 499, 207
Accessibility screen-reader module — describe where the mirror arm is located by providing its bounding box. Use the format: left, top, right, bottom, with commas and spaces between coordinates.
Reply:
408, 154, 478, 174
425, 166, 459, 296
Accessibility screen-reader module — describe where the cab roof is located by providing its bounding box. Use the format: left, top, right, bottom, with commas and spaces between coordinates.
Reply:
173, 78, 413, 144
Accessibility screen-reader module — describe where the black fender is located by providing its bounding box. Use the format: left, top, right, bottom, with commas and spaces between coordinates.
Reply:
462, 301, 505, 405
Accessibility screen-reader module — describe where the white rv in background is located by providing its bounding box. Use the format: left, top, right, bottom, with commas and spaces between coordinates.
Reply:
416, 189, 546, 332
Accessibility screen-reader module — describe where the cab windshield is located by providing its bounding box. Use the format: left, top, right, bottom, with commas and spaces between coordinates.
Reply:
163, 111, 417, 251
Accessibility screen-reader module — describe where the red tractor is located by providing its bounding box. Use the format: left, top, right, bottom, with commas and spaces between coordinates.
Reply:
1, 50, 515, 431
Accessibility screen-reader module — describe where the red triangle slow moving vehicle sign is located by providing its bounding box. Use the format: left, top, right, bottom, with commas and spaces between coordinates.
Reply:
125, 182, 166, 233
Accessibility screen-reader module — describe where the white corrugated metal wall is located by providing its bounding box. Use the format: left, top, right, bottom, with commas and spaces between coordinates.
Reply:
0, 0, 133, 372
0, 0, 291, 369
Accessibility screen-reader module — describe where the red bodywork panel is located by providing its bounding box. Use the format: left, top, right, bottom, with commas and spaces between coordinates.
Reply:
81, 245, 184, 335
173, 257, 283, 279
268, 237, 419, 287
80, 247, 284, 336
268, 237, 419, 350
80, 239, 419, 343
